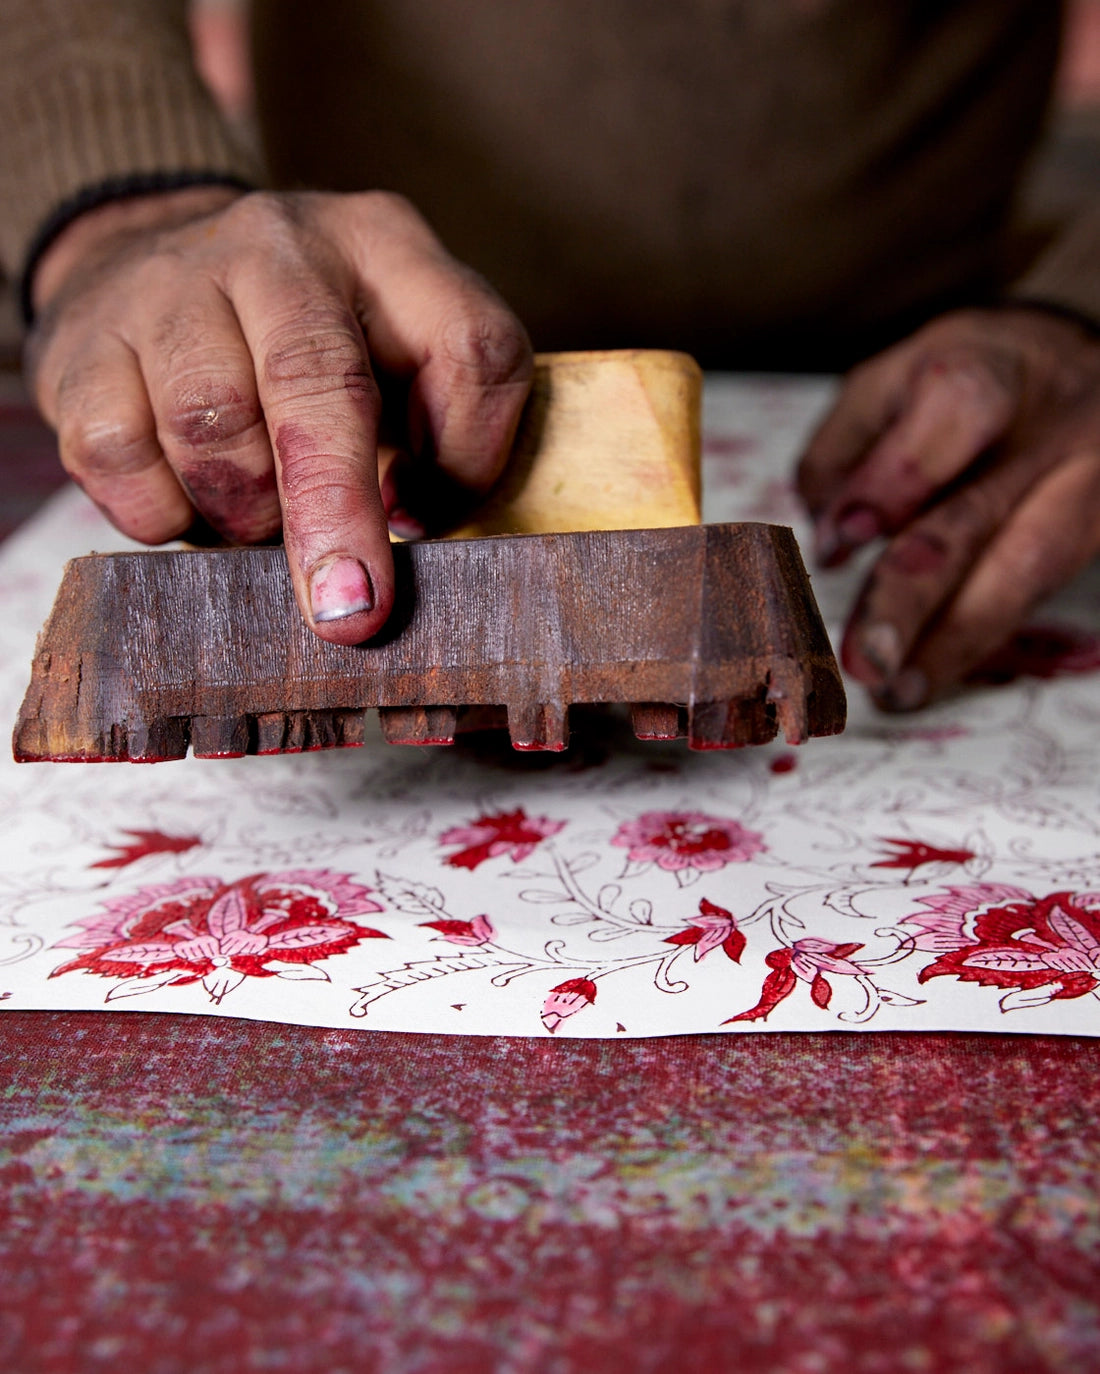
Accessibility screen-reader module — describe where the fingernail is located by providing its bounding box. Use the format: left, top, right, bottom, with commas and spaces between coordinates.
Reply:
387, 506, 428, 541
876, 667, 928, 712
859, 621, 903, 678
309, 557, 374, 622
835, 503, 881, 549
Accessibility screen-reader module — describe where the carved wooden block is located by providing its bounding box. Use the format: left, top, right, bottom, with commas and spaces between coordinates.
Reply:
12, 523, 845, 762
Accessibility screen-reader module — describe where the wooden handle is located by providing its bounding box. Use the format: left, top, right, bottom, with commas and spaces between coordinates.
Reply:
445, 349, 702, 538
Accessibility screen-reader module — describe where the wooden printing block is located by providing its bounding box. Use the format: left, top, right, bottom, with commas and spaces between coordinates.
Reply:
12, 523, 845, 762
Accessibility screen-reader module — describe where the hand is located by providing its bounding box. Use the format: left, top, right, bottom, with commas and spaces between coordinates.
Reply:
27, 187, 533, 644
796, 307, 1100, 708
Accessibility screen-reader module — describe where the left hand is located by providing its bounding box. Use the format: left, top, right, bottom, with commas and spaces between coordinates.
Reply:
796, 306, 1100, 709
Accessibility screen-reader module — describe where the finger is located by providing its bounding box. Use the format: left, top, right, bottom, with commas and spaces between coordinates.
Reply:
49, 339, 193, 543
328, 193, 533, 493
796, 344, 912, 523
228, 238, 391, 645
878, 449, 1100, 708
137, 286, 279, 544
841, 444, 1055, 689
815, 348, 1020, 567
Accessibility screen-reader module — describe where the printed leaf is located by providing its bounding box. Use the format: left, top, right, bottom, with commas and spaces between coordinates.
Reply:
723, 965, 798, 1023
90, 830, 201, 870
203, 970, 247, 1004
877, 989, 924, 1008
722, 929, 747, 963
810, 973, 832, 1009
999, 986, 1058, 1013
106, 971, 192, 1001
99, 941, 180, 965
629, 899, 654, 924
207, 887, 249, 938
268, 922, 364, 950
268, 962, 332, 982
663, 927, 702, 947
675, 867, 703, 889
374, 870, 447, 918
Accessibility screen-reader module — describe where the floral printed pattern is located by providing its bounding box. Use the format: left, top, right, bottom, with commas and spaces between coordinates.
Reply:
52, 872, 386, 1004
6, 373, 1100, 1038
440, 809, 566, 870
905, 886, 1100, 1011
611, 811, 765, 873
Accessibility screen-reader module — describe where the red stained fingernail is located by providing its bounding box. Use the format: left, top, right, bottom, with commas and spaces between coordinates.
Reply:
309, 557, 374, 623
387, 506, 428, 541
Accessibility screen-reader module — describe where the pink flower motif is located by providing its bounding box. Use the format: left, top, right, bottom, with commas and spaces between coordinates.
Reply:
52, 870, 387, 1004
612, 811, 765, 872
420, 915, 497, 947
899, 884, 1032, 951
725, 939, 869, 1022
663, 898, 746, 962
541, 977, 597, 1033
440, 808, 566, 871
911, 887, 1100, 1008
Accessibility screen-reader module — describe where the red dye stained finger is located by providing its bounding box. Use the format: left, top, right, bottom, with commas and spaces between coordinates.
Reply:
51, 340, 193, 545
137, 285, 278, 544
886, 448, 1100, 707
226, 210, 393, 644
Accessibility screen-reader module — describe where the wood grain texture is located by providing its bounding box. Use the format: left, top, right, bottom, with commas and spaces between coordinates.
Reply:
13, 524, 845, 762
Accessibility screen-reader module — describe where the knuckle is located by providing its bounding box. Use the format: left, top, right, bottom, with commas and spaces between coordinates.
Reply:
224, 190, 294, 235
922, 345, 1018, 410
262, 315, 374, 396
355, 189, 420, 227
160, 381, 263, 450
437, 304, 533, 387
58, 412, 158, 480
279, 462, 367, 522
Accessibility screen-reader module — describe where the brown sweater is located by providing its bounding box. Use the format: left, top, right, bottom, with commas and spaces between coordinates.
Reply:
0, 0, 1090, 366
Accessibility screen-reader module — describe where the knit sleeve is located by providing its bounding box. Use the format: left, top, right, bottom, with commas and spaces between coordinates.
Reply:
0, 0, 260, 281
1008, 205, 1100, 330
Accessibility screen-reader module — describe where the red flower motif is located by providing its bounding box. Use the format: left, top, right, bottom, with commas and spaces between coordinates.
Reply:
541, 977, 597, 1033
51, 870, 387, 1004
725, 939, 868, 1023
611, 810, 765, 873
420, 915, 497, 947
90, 829, 202, 870
872, 838, 976, 873
664, 898, 746, 962
914, 888, 1100, 1009
440, 808, 566, 870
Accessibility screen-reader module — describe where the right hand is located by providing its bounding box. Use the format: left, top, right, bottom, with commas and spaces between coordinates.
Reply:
26, 187, 534, 644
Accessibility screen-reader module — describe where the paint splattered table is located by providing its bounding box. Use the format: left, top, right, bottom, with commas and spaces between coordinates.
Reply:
2, 378, 1100, 1372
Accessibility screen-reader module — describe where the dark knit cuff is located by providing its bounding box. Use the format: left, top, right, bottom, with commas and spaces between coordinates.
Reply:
19, 170, 256, 326
997, 294, 1100, 340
